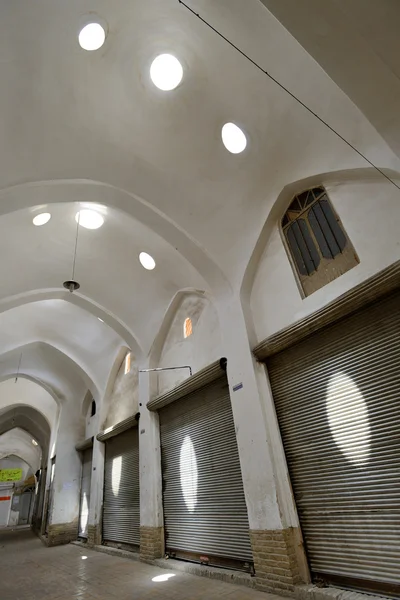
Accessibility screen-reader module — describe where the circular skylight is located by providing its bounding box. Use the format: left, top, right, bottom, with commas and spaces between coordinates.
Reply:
150, 54, 183, 91
33, 213, 51, 226
221, 122, 247, 154
139, 252, 156, 270
78, 23, 106, 51
75, 210, 104, 229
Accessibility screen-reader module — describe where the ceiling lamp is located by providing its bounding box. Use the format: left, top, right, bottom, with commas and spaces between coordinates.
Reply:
139, 252, 156, 270
78, 23, 106, 51
221, 122, 247, 154
33, 213, 51, 226
63, 210, 82, 293
150, 54, 183, 91
75, 210, 104, 230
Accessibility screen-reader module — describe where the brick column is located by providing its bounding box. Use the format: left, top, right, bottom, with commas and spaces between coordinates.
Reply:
250, 529, 304, 595
138, 368, 164, 562
47, 521, 79, 546
87, 438, 105, 547
218, 295, 309, 596
47, 402, 83, 546
140, 526, 164, 563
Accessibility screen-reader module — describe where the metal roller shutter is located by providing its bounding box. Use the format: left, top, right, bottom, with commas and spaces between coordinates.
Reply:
78, 448, 92, 538
267, 290, 400, 597
103, 428, 140, 549
148, 359, 226, 411
160, 376, 253, 571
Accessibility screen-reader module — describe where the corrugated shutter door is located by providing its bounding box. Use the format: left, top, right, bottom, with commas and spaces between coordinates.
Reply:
160, 377, 253, 569
78, 448, 92, 538
103, 428, 140, 548
267, 291, 400, 597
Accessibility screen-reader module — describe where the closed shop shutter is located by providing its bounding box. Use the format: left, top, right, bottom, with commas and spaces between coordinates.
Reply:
18, 491, 34, 526
103, 428, 140, 549
159, 376, 253, 571
267, 290, 400, 597
78, 448, 92, 538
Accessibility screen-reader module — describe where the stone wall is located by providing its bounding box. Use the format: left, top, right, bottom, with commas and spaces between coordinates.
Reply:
140, 526, 164, 563
250, 528, 305, 597
87, 524, 101, 547
47, 520, 79, 547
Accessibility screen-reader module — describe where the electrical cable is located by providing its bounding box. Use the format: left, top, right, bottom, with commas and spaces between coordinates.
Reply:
15, 352, 22, 384
178, 0, 400, 192
71, 209, 80, 282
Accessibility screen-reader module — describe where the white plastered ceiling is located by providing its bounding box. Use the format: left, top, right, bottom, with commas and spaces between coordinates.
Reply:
0, 0, 399, 420
0, 428, 42, 474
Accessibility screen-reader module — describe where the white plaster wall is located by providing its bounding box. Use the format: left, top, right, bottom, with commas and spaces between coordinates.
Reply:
0, 486, 13, 527
102, 354, 138, 430
250, 179, 400, 341
50, 399, 85, 525
83, 392, 98, 439
85, 412, 98, 439
157, 295, 223, 395
8, 506, 19, 527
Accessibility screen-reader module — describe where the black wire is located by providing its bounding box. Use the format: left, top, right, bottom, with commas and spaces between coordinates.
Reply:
15, 352, 22, 383
72, 208, 80, 281
178, 0, 400, 192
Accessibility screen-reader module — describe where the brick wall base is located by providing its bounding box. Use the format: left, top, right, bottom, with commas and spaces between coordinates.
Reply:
140, 526, 164, 562
250, 528, 306, 597
87, 524, 101, 547
47, 520, 79, 547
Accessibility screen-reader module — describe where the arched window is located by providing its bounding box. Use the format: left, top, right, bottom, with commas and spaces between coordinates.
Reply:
124, 352, 131, 375
91, 400, 96, 417
184, 317, 193, 339
282, 187, 358, 296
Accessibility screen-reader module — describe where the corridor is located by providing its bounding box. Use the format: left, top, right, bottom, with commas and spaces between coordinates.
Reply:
0, 529, 282, 600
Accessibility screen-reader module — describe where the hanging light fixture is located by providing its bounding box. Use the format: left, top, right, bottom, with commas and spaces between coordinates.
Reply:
63, 208, 81, 293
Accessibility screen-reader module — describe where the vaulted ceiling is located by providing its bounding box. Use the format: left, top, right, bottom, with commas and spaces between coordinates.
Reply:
0, 0, 399, 407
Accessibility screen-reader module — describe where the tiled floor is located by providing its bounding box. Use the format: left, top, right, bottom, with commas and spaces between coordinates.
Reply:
0, 528, 284, 600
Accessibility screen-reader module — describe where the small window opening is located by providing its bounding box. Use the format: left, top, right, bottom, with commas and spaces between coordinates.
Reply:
124, 352, 131, 374
282, 186, 358, 296
184, 317, 193, 339
91, 400, 96, 417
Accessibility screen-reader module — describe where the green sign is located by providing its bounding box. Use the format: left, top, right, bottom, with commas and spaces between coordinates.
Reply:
0, 468, 22, 482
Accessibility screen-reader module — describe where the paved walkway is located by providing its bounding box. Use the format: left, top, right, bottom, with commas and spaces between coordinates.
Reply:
0, 528, 283, 600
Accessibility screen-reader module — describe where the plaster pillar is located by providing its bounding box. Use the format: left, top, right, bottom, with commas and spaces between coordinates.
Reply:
87, 437, 105, 547
138, 369, 164, 561
218, 295, 309, 595
32, 460, 46, 533
40, 409, 59, 536
47, 402, 83, 546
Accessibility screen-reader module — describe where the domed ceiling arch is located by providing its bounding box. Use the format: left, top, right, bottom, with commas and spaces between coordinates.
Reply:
0, 0, 399, 395
0, 0, 398, 311
0, 342, 96, 404
0, 301, 125, 395
0, 428, 42, 474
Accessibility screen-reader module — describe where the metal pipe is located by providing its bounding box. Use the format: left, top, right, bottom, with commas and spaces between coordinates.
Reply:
139, 365, 192, 376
